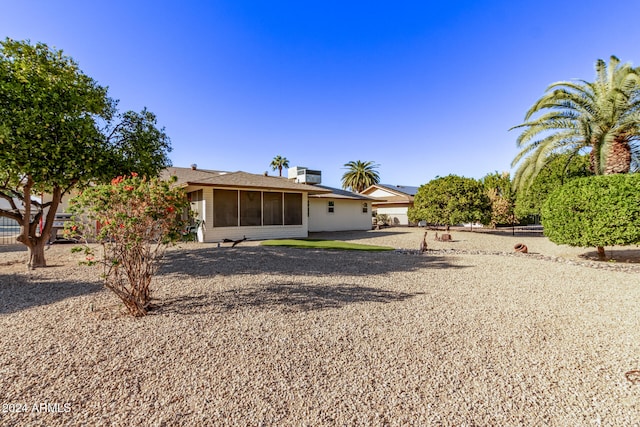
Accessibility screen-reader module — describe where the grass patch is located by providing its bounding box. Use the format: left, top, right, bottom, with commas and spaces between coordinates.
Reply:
261, 239, 394, 252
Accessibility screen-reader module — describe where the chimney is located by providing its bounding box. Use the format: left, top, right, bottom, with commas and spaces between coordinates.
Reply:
191, 164, 197, 170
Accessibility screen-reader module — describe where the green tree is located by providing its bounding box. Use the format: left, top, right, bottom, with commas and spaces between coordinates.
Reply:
541, 174, 640, 259
0, 39, 172, 268
102, 108, 172, 179
515, 153, 591, 221
408, 175, 491, 230
270, 155, 289, 176
341, 160, 380, 193
482, 171, 517, 228
511, 56, 640, 190
68, 174, 188, 316
0, 38, 112, 268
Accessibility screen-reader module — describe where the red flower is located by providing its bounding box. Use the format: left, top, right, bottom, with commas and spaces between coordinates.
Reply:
166, 206, 175, 213
124, 185, 134, 191
131, 172, 138, 177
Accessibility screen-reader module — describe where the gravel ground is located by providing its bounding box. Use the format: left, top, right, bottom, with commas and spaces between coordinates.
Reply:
0, 228, 639, 426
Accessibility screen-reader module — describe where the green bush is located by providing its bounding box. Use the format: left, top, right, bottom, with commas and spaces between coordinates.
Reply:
541, 174, 640, 251
408, 175, 491, 228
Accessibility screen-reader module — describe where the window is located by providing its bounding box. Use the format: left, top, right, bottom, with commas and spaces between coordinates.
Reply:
240, 191, 261, 226
284, 193, 303, 225
213, 190, 302, 227
362, 202, 368, 214
327, 201, 335, 214
213, 189, 238, 227
263, 192, 283, 225
188, 190, 203, 202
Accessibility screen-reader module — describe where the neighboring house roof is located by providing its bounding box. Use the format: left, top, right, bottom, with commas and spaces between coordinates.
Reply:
361, 184, 419, 205
373, 184, 419, 196
308, 185, 376, 200
165, 167, 331, 194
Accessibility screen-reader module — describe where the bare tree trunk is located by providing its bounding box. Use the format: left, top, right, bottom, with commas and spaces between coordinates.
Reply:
16, 179, 61, 269
28, 243, 47, 269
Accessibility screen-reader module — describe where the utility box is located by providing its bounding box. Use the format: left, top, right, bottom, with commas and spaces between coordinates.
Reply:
287, 166, 321, 185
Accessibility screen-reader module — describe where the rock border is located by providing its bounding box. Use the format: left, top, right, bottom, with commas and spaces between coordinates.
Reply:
395, 248, 640, 273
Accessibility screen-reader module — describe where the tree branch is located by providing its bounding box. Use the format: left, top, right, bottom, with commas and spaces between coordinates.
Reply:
0, 190, 21, 213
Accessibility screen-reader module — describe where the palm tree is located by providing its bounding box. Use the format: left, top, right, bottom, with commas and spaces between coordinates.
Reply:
511, 56, 640, 190
341, 160, 380, 193
270, 155, 289, 176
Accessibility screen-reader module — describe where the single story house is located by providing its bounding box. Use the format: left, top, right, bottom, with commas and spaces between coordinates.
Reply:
44, 165, 373, 243
360, 184, 419, 226
164, 166, 331, 242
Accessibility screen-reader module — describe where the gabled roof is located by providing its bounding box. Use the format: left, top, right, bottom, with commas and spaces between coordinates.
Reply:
361, 183, 418, 205
161, 166, 227, 185
374, 184, 419, 196
164, 167, 330, 194
308, 185, 376, 200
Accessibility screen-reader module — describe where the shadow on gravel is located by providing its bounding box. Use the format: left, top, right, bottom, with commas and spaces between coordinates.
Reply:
579, 248, 640, 264
160, 282, 423, 315
0, 245, 26, 254
160, 246, 466, 278
0, 273, 102, 315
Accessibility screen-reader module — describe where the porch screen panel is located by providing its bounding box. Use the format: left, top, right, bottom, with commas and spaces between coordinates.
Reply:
284, 193, 303, 225
263, 192, 283, 225
213, 189, 238, 227
240, 191, 262, 226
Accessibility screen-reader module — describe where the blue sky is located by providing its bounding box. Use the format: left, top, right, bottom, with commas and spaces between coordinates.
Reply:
2, 1, 640, 188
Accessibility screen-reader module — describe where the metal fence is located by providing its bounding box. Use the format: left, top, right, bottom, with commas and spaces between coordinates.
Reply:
0, 217, 20, 245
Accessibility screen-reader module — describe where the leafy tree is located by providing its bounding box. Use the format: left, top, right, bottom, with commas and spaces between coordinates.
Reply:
341, 160, 380, 193
270, 155, 289, 176
67, 174, 188, 316
511, 56, 640, 190
482, 171, 517, 228
408, 175, 491, 230
0, 39, 172, 268
541, 174, 640, 259
515, 153, 591, 221
102, 108, 172, 179
0, 38, 112, 268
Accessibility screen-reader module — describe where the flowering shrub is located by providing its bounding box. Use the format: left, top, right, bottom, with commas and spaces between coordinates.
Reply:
67, 174, 189, 316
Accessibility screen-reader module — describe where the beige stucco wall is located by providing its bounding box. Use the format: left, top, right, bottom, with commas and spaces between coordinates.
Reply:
375, 206, 410, 226
308, 198, 372, 232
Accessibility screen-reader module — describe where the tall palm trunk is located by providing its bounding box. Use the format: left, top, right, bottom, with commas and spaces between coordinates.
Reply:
604, 137, 631, 174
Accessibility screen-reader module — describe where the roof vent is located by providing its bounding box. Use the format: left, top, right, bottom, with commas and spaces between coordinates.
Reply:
191, 164, 197, 170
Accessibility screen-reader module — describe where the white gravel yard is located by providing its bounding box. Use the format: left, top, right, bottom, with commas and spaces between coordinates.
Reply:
0, 228, 639, 426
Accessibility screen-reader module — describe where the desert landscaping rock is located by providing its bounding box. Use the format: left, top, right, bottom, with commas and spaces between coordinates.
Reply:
1, 229, 639, 425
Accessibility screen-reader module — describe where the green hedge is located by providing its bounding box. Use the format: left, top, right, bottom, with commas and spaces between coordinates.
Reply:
541, 174, 640, 248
